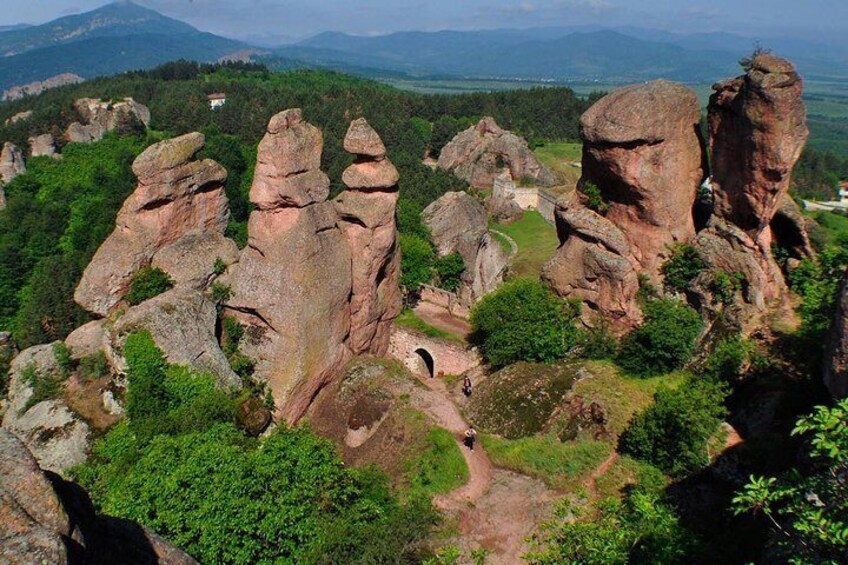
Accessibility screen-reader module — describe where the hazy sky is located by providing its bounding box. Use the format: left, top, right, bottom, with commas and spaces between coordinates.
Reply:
2, 0, 846, 43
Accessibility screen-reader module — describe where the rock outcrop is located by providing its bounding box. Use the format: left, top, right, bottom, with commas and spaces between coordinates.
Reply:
0, 428, 197, 565
0, 141, 25, 207
423, 191, 508, 304
542, 80, 704, 330
823, 270, 848, 399
5, 110, 32, 125
1, 344, 90, 474
2, 73, 84, 102
29, 133, 59, 159
65, 97, 151, 144
334, 118, 402, 355
437, 117, 555, 189
75, 132, 230, 315
224, 109, 353, 423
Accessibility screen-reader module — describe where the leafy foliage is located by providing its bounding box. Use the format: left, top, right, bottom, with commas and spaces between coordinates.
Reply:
732, 399, 848, 564
660, 244, 705, 293
617, 298, 703, 376
434, 253, 465, 292
470, 278, 581, 368
619, 378, 728, 478
399, 233, 435, 291
125, 266, 173, 306
788, 245, 848, 355
581, 182, 609, 215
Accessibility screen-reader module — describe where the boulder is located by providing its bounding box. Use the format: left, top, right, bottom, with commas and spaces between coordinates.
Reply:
437, 117, 555, 189
29, 133, 59, 159
74, 133, 230, 316
542, 194, 642, 331
579, 79, 706, 277
0, 141, 25, 208
0, 428, 197, 565
823, 270, 848, 399
224, 109, 353, 423
65, 97, 151, 144
64, 320, 106, 361
5, 110, 32, 125
1, 344, 90, 474
334, 118, 402, 355
151, 231, 239, 290
486, 193, 524, 224
770, 194, 815, 261
423, 191, 508, 304
111, 287, 240, 389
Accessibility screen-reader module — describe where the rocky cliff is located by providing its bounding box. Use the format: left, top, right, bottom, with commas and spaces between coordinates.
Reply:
0, 141, 26, 209
437, 117, 555, 190
0, 428, 196, 564
65, 97, 151, 144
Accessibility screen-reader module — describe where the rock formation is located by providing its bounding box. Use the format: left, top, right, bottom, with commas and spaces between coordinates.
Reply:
0, 141, 25, 208
75, 132, 230, 316
0, 428, 197, 564
334, 118, 402, 355
542, 80, 704, 330
423, 191, 508, 304
5, 110, 32, 125
438, 117, 555, 190
223, 109, 354, 423
29, 133, 59, 159
65, 97, 151, 144
1, 344, 90, 474
2, 73, 84, 102
693, 54, 809, 321
823, 270, 848, 399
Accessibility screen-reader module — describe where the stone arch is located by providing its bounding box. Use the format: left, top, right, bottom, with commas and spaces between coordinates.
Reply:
413, 347, 435, 378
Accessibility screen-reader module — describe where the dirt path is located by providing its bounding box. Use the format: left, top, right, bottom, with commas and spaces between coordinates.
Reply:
581, 451, 619, 499
393, 372, 556, 564
413, 301, 472, 338
489, 228, 518, 257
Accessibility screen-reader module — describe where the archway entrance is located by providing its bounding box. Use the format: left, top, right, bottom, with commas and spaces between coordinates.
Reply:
413, 348, 435, 378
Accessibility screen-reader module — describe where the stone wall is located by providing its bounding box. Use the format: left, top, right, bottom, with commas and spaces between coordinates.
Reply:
388, 325, 481, 378
537, 189, 558, 224
420, 284, 471, 319
492, 171, 539, 210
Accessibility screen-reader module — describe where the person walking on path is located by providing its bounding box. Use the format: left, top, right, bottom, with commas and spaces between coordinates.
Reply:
463, 426, 478, 451
462, 375, 473, 398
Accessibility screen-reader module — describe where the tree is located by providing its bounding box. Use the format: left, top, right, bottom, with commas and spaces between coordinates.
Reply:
617, 298, 703, 376
434, 253, 465, 292
660, 244, 705, 293
619, 378, 728, 477
470, 278, 581, 368
400, 233, 435, 291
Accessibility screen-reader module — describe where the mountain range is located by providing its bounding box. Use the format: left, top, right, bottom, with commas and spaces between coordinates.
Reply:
1, 1, 847, 94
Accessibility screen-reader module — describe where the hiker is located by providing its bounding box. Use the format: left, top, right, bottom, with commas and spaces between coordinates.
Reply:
462, 375, 473, 397
463, 426, 478, 451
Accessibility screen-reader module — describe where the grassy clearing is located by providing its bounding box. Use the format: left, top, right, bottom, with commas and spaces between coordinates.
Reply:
400, 409, 469, 496
594, 455, 665, 501
394, 309, 463, 343
483, 433, 612, 491
489, 230, 513, 257
571, 361, 687, 436
533, 141, 583, 187
490, 210, 559, 278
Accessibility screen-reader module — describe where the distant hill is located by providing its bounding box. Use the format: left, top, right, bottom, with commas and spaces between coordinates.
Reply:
0, 1, 246, 91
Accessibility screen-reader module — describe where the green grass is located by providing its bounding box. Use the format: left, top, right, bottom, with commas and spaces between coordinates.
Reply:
483, 433, 612, 491
489, 210, 559, 279
401, 411, 469, 496
20, 363, 67, 414
533, 141, 583, 186
394, 309, 463, 342
489, 230, 513, 256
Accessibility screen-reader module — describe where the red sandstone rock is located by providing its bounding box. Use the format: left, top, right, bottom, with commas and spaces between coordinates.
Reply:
823, 269, 848, 399
437, 117, 555, 189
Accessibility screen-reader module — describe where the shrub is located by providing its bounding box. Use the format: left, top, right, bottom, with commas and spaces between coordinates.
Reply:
709, 271, 744, 306
210, 282, 233, 304
582, 182, 609, 214
661, 244, 705, 293
619, 378, 728, 477
123, 330, 170, 432
20, 362, 68, 413
78, 351, 111, 382
213, 257, 227, 276
434, 253, 465, 292
470, 278, 581, 368
579, 322, 618, 360
52, 342, 74, 378
700, 336, 752, 383
126, 266, 173, 305
617, 298, 703, 376
399, 233, 435, 291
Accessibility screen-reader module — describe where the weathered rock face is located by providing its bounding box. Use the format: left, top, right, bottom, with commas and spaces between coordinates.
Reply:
823, 270, 848, 399
5, 110, 32, 125
111, 287, 240, 389
542, 194, 642, 331
224, 109, 353, 423
65, 97, 151, 144
75, 132, 230, 316
486, 193, 524, 224
0, 141, 25, 207
29, 133, 59, 159
579, 79, 706, 276
771, 194, 815, 263
334, 118, 402, 355
437, 117, 555, 189
423, 191, 508, 304
710, 54, 809, 241
0, 428, 197, 565
1, 344, 90, 474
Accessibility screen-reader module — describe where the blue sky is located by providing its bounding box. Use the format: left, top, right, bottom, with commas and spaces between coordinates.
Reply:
2, 0, 847, 44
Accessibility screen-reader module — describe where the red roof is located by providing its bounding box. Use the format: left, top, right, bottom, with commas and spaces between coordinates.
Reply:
207, 93, 226, 100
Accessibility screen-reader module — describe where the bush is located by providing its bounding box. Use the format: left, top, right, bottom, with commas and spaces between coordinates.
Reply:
619, 378, 728, 477
20, 362, 68, 413
700, 336, 751, 383
210, 282, 233, 304
399, 233, 435, 291
434, 253, 465, 292
78, 351, 111, 382
123, 331, 171, 433
582, 182, 609, 214
126, 266, 173, 305
660, 244, 705, 293
470, 278, 581, 368
617, 298, 703, 376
